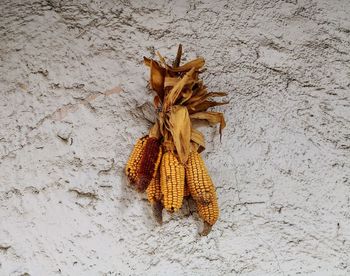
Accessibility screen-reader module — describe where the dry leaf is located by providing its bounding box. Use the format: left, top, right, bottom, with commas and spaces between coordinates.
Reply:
179, 89, 193, 105
170, 57, 205, 72
173, 44, 182, 68
186, 91, 227, 106
190, 111, 226, 139
188, 100, 229, 114
153, 95, 161, 110
149, 121, 160, 139
158, 112, 166, 137
150, 60, 165, 101
168, 105, 191, 163
143, 56, 151, 67
163, 68, 195, 111
164, 77, 180, 88
156, 51, 172, 70
191, 128, 205, 152
185, 87, 208, 105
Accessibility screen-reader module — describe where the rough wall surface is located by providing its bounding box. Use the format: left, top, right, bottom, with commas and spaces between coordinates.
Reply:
1, 0, 350, 275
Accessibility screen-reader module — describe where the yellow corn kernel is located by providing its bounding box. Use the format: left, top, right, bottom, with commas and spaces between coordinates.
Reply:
160, 151, 185, 212
196, 195, 219, 226
146, 168, 162, 204
125, 136, 148, 184
185, 151, 215, 204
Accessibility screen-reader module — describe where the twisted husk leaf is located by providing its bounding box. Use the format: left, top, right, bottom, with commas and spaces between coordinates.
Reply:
167, 105, 191, 164
190, 128, 205, 153
190, 111, 226, 139
150, 60, 165, 101
162, 68, 196, 111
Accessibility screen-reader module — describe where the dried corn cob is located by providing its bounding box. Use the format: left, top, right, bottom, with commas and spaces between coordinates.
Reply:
126, 45, 227, 234
136, 137, 162, 191
146, 168, 162, 204
196, 196, 219, 226
160, 151, 185, 212
125, 136, 148, 184
185, 151, 215, 205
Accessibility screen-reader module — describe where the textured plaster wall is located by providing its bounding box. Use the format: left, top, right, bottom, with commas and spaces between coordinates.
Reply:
1, 0, 350, 275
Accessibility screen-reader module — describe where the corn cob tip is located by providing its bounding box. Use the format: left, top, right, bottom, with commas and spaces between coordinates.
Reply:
200, 222, 213, 236
146, 168, 162, 203
185, 151, 215, 205
151, 201, 163, 224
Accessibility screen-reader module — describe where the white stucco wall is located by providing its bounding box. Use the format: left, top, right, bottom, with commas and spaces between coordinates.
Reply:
1, 0, 350, 275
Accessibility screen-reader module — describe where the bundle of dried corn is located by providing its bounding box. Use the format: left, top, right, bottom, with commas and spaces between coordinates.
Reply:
125, 45, 228, 235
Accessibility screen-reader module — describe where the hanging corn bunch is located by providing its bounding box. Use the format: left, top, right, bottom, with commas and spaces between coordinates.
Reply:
125, 45, 228, 235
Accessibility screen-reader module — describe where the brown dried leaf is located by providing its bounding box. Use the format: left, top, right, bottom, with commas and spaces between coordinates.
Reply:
186, 91, 227, 106
179, 89, 193, 105
190, 111, 226, 138
188, 100, 229, 114
156, 51, 172, 70
185, 87, 208, 105
143, 56, 151, 67
163, 68, 195, 111
173, 44, 182, 68
153, 95, 161, 109
191, 128, 205, 153
150, 60, 165, 101
149, 121, 160, 139
170, 57, 205, 72
164, 77, 180, 88
158, 112, 166, 137
168, 106, 191, 163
